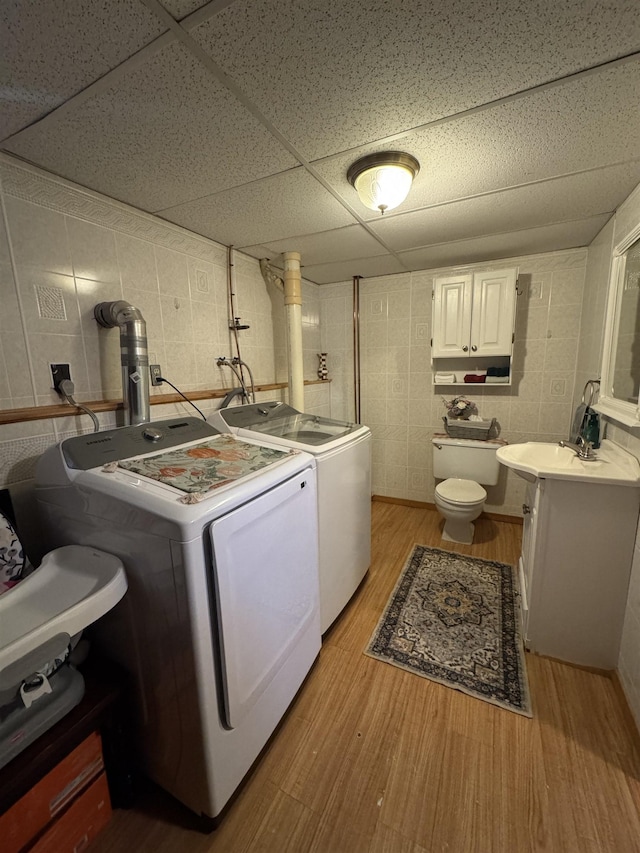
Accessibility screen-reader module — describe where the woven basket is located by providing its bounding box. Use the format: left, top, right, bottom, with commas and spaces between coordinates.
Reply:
443, 416, 495, 440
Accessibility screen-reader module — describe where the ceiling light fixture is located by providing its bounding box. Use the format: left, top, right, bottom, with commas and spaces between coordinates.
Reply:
347, 151, 420, 214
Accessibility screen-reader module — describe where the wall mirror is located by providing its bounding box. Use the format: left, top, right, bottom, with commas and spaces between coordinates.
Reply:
596, 223, 640, 427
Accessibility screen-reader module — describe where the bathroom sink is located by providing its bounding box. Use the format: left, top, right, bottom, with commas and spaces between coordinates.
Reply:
496, 439, 640, 486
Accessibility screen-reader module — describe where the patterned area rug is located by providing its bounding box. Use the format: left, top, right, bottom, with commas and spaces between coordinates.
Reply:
365, 545, 531, 716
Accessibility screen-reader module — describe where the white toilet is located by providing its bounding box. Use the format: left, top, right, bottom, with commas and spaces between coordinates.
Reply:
432, 436, 500, 544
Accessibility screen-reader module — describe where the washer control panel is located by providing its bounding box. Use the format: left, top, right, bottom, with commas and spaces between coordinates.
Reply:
61, 417, 220, 470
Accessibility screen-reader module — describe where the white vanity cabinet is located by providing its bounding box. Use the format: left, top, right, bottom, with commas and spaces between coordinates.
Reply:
518, 479, 540, 638
520, 476, 640, 669
432, 268, 517, 359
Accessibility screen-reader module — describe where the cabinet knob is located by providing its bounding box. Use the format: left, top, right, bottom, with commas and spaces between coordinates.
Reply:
471, 345, 477, 352
462, 345, 468, 352
522, 503, 531, 515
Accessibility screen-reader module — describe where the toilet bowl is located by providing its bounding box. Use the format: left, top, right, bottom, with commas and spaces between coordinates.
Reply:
434, 478, 487, 544
432, 436, 500, 545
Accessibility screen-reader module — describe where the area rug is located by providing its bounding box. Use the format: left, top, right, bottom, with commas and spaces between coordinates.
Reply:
365, 545, 531, 716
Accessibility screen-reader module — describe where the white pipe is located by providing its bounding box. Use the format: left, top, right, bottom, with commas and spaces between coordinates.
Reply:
282, 252, 305, 411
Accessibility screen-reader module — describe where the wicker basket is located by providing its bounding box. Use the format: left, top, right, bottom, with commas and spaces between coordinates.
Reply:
443, 416, 495, 440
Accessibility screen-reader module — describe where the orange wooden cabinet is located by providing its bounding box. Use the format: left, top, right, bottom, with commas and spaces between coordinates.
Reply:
30, 772, 112, 853
0, 731, 110, 853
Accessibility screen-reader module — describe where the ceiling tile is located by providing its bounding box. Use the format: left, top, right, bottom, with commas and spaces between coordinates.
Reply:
5, 41, 298, 211
237, 244, 274, 261
315, 61, 640, 219
301, 254, 407, 286
369, 163, 640, 252
157, 168, 356, 246
2, 3, 639, 281
245, 224, 387, 266
397, 218, 610, 273
159, 0, 211, 19
0, 0, 166, 139
192, 0, 640, 159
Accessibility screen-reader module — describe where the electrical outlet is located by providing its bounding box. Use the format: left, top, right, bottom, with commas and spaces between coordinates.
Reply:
50, 363, 70, 392
150, 364, 163, 386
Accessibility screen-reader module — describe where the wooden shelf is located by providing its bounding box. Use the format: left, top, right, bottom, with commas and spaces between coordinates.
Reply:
0, 380, 331, 426
433, 381, 512, 387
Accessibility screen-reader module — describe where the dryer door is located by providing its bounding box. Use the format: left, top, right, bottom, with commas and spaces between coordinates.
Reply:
209, 466, 320, 729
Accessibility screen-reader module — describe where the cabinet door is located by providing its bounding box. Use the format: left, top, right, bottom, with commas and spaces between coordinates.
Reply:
431, 274, 472, 357
519, 480, 540, 642
470, 269, 517, 356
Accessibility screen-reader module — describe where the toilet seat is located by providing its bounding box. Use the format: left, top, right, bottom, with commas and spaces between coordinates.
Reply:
435, 478, 486, 504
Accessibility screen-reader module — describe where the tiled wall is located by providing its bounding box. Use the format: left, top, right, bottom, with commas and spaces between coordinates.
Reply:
320, 250, 587, 516
580, 184, 640, 730
319, 282, 355, 422
0, 154, 328, 538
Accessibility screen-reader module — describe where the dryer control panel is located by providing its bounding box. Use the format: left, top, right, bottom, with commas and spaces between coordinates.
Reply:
61, 417, 221, 470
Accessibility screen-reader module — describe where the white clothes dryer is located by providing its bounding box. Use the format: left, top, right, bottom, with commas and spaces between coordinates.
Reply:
209, 402, 371, 633
34, 417, 320, 824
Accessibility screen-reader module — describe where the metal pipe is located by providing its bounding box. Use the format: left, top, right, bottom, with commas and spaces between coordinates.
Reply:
94, 300, 150, 425
353, 275, 362, 423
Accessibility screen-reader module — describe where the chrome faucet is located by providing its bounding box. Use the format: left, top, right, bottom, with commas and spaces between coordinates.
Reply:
559, 437, 598, 461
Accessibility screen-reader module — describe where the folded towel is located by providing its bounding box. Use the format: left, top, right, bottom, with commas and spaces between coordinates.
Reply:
485, 375, 509, 384
434, 372, 456, 383
464, 374, 486, 383
487, 366, 509, 377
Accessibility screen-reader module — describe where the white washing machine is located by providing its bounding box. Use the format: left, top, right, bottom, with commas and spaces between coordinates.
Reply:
34, 417, 320, 824
209, 402, 371, 633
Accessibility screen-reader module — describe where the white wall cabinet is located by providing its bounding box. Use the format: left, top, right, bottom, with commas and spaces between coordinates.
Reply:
519, 476, 640, 669
431, 268, 517, 384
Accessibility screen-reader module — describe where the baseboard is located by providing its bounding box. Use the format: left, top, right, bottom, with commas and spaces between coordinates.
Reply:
371, 494, 523, 526
611, 670, 640, 747
526, 649, 613, 677
372, 495, 436, 510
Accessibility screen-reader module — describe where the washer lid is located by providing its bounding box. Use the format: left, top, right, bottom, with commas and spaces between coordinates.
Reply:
218, 402, 362, 446
436, 478, 486, 503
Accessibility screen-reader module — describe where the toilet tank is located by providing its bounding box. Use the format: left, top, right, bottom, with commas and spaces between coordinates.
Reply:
432, 437, 500, 485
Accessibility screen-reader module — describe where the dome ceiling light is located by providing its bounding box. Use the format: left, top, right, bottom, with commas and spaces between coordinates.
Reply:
347, 151, 420, 214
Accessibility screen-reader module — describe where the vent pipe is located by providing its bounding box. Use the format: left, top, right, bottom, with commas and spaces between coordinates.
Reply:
94, 300, 150, 425
282, 252, 305, 411
260, 253, 305, 411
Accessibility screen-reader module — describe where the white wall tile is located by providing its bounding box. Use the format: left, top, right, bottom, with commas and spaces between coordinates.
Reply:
116, 232, 159, 294
15, 269, 81, 336
547, 303, 581, 339
156, 245, 190, 297
160, 294, 195, 343
0, 263, 21, 331
544, 338, 579, 373
2, 331, 33, 402
4, 197, 72, 274
549, 267, 586, 305
67, 217, 120, 283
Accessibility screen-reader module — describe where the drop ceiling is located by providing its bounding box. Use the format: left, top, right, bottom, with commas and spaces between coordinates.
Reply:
2, 0, 639, 284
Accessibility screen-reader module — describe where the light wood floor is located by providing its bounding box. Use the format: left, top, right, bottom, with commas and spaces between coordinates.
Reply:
92, 501, 640, 853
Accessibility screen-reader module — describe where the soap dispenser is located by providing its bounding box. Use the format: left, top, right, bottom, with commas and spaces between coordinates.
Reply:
581, 409, 601, 449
